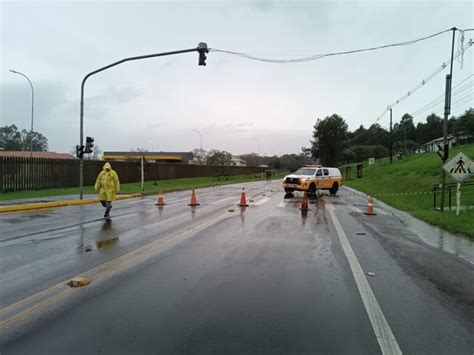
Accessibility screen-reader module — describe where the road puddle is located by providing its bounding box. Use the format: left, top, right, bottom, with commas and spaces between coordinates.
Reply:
378, 200, 474, 264
96, 237, 119, 249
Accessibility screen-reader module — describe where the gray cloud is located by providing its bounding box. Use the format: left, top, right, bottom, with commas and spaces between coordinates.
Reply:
1, 1, 473, 155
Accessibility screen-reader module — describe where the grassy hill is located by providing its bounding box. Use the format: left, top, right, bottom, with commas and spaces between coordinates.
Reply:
344, 144, 474, 238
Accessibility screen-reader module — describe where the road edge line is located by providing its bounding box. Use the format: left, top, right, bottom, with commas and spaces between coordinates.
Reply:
328, 206, 402, 355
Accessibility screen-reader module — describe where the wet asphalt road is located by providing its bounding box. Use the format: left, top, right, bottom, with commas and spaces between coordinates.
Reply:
0, 180, 473, 354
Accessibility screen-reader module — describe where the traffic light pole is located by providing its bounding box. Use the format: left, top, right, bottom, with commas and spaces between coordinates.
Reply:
439, 28, 456, 212
79, 43, 208, 199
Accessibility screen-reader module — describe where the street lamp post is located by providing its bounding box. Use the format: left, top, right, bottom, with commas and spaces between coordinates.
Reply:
149, 141, 154, 152
10, 69, 34, 157
192, 129, 203, 154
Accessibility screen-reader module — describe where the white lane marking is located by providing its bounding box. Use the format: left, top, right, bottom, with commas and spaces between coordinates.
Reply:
328, 205, 402, 355
210, 196, 239, 205
349, 205, 361, 213
277, 200, 286, 208
253, 197, 271, 206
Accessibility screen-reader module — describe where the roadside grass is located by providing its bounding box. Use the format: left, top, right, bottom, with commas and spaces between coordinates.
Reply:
0, 171, 289, 202
343, 144, 474, 238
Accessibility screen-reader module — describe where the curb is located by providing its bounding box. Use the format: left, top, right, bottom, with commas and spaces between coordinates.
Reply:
0, 193, 142, 213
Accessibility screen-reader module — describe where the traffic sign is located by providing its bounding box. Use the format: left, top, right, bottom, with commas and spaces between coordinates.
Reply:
443, 152, 473, 183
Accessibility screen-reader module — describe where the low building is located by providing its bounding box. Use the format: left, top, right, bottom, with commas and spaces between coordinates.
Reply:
0, 151, 77, 159
231, 157, 247, 166
424, 134, 457, 152
102, 151, 194, 164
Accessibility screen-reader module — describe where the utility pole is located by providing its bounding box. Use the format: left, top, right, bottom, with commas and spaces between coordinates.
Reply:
389, 107, 393, 164
439, 27, 457, 212
79, 43, 209, 199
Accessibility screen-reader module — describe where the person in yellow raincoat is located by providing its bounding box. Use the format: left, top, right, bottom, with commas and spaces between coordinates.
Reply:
94, 162, 120, 217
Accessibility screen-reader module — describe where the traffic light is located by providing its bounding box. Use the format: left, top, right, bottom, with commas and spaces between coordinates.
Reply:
198, 42, 209, 66
76, 145, 85, 159
85, 136, 94, 154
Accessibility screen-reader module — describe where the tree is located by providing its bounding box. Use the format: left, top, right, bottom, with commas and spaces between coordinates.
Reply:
279, 153, 313, 171
206, 149, 233, 166
349, 125, 366, 145
0, 124, 48, 151
416, 113, 443, 144
21, 130, 48, 151
453, 108, 474, 138
393, 113, 416, 146
239, 153, 260, 167
0, 125, 22, 150
192, 148, 207, 164
348, 145, 389, 162
310, 114, 349, 166
86, 145, 102, 160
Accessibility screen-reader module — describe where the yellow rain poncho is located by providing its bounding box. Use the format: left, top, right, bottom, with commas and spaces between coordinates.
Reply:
94, 162, 120, 201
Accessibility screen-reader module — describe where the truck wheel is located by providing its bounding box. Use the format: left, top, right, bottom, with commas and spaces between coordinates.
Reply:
308, 183, 316, 196
330, 182, 339, 195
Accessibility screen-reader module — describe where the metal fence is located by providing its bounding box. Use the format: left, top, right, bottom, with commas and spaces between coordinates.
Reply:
432, 181, 474, 210
1, 157, 263, 192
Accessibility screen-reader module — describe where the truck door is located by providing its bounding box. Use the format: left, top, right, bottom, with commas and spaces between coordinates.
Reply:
315, 169, 324, 188
322, 168, 330, 188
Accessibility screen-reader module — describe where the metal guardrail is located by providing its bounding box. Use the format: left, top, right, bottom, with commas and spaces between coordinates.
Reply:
432, 180, 474, 210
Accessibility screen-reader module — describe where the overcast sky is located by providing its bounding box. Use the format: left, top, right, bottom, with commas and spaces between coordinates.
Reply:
1, 1, 473, 156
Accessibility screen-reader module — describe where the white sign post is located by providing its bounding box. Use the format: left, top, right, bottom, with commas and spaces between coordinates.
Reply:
443, 152, 473, 215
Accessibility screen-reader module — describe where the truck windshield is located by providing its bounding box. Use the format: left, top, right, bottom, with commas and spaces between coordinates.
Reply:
294, 168, 316, 176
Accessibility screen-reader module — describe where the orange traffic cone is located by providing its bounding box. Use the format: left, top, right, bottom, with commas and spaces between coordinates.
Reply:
238, 188, 249, 207
364, 196, 376, 215
155, 188, 166, 206
188, 188, 200, 206
299, 192, 309, 211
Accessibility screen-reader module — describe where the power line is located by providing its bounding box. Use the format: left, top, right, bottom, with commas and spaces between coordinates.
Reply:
410, 77, 473, 119
411, 80, 473, 120
210, 28, 454, 64
374, 39, 472, 124
413, 95, 473, 122
451, 92, 473, 106
411, 73, 473, 114
350, 63, 472, 143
